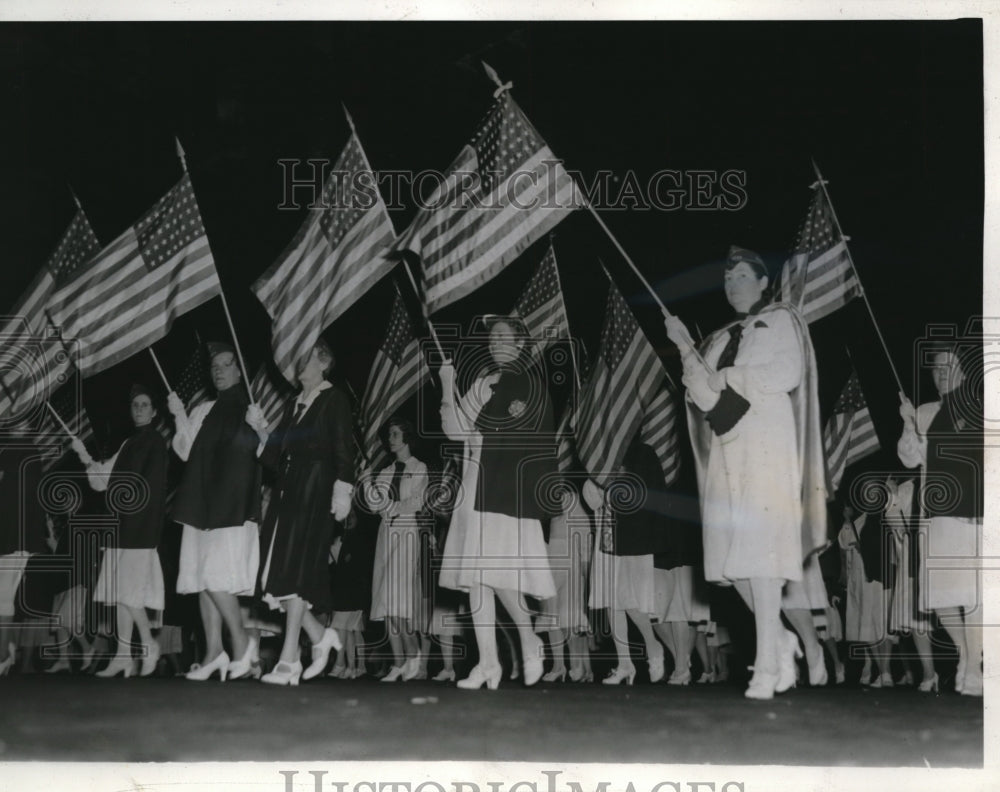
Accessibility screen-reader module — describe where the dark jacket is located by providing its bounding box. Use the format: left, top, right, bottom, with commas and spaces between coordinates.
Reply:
108, 423, 168, 549
473, 361, 557, 521
171, 385, 262, 530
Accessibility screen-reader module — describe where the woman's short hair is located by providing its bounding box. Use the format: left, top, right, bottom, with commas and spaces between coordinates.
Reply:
725, 245, 769, 281
482, 313, 530, 343
380, 415, 417, 452
315, 337, 335, 377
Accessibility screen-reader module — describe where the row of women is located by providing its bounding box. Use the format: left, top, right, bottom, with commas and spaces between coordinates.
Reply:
0, 246, 983, 700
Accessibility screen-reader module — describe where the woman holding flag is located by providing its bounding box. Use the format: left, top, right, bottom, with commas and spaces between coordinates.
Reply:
438, 315, 557, 690
73, 384, 168, 679
898, 343, 983, 696
664, 246, 827, 700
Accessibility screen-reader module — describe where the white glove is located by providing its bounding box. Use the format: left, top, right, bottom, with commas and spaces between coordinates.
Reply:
664, 312, 696, 354
245, 404, 267, 433
70, 437, 93, 467
582, 479, 604, 512
331, 480, 354, 522
899, 392, 916, 426
438, 360, 456, 394
683, 359, 720, 412
166, 391, 186, 419
470, 372, 501, 410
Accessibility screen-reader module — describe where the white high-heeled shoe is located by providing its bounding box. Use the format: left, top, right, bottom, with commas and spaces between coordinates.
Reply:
381, 665, 405, 682
456, 663, 502, 690
303, 629, 340, 681
227, 638, 261, 681
432, 668, 456, 682
261, 660, 302, 686
401, 651, 422, 682
745, 669, 779, 700
140, 641, 161, 678
776, 629, 803, 693
602, 665, 636, 686
955, 648, 967, 693
96, 654, 135, 678
45, 657, 72, 674
522, 634, 544, 687
648, 646, 665, 684
807, 654, 828, 687
185, 651, 230, 682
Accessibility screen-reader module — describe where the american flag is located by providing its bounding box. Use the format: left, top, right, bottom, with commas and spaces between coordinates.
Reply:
512, 244, 570, 359
823, 369, 880, 493
174, 343, 211, 412
639, 380, 680, 486
779, 183, 861, 324
555, 399, 577, 473
46, 174, 222, 377
251, 363, 295, 434
33, 374, 94, 471
360, 292, 429, 466
253, 132, 396, 383
0, 209, 101, 418
574, 282, 666, 487
394, 92, 583, 315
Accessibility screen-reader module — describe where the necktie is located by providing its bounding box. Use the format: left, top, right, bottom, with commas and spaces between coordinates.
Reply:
715, 323, 744, 371
389, 461, 406, 502
293, 402, 306, 423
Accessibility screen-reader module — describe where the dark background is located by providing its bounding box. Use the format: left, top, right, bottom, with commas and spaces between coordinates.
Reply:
0, 21, 984, 496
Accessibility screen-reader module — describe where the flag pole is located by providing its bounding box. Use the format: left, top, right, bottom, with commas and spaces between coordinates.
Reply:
175, 137, 188, 174
547, 240, 582, 391
147, 348, 171, 392
340, 378, 373, 467
175, 138, 254, 402
401, 259, 446, 360
216, 293, 255, 402
44, 400, 73, 437
598, 261, 681, 392
811, 159, 904, 395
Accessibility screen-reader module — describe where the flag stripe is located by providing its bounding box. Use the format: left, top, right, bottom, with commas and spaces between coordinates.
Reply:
46, 176, 223, 378
252, 132, 396, 383
395, 94, 582, 315
575, 283, 666, 486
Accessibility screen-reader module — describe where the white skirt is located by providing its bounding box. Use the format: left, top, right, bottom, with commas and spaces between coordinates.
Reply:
176, 522, 260, 596
589, 544, 655, 616
922, 516, 981, 612
94, 548, 165, 613
653, 566, 710, 623
439, 509, 556, 599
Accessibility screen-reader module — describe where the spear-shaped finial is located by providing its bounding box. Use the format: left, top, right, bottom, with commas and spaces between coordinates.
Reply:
175, 136, 188, 173
482, 61, 513, 98
68, 184, 82, 211
342, 103, 356, 134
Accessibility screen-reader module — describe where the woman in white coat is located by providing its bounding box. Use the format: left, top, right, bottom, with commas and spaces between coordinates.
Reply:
665, 246, 827, 700
364, 417, 428, 682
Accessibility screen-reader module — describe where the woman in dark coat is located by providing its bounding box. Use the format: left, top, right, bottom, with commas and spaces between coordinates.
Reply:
584, 436, 672, 685
74, 384, 168, 678
246, 338, 353, 686
438, 315, 557, 690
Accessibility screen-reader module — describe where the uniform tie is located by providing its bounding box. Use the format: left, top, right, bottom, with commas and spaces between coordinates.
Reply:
389, 460, 406, 502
